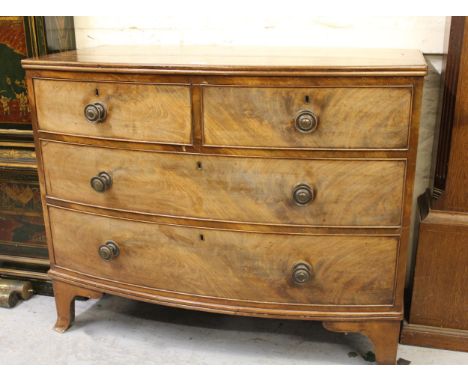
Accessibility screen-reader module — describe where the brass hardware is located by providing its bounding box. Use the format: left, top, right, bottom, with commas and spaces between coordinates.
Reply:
98, 240, 120, 261
90, 171, 112, 192
292, 184, 315, 206
84, 102, 107, 123
292, 262, 312, 284
0, 289, 19, 308
295, 110, 318, 133
0, 279, 33, 300
0, 279, 34, 308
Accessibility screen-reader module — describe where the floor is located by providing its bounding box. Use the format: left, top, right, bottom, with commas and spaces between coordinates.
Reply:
1, 294, 467, 364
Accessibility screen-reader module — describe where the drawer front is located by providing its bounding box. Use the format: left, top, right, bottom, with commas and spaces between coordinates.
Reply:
42, 141, 405, 227
203, 86, 412, 149
34, 79, 192, 144
50, 207, 397, 306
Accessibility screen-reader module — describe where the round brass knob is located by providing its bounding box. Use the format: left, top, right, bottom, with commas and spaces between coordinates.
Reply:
98, 240, 120, 261
295, 110, 318, 133
292, 262, 312, 284
292, 184, 315, 206
84, 102, 107, 123
90, 171, 112, 193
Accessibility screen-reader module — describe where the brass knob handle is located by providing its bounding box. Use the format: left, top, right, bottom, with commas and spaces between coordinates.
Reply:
292, 184, 315, 206
98, 240, 120, 261
292, 262, 312, 284
295, 110, 318, 133
84, 102, 107, 123
90, 171, 112, 192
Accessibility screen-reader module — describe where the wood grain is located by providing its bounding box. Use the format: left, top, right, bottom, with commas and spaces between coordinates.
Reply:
22, 45, 428, 77
433, 17, 468, 211
36, 130, 413, 159
433, 16, 466, 194
22, 47, 426, 364
403, 19, 468, 352
49, 207, 398, 306
34, 79, 192, 144
41, 140, 406, 227
49, 266, 403, 319
400, 322, 468, 352
408, 212, 468, 330
203, 86, 412, 149
44, 197, 402, 236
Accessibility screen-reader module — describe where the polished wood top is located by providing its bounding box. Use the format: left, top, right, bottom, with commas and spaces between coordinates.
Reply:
22, 45, 427, 76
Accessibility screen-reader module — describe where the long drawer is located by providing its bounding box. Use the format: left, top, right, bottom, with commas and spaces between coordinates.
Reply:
203, 86, 412, 149
50, 207, 397, 306
41, 141, 405, 227
34, 79, 192, 144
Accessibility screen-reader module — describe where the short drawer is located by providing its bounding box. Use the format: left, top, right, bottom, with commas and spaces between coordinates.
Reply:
41, 141, 405, 227
50, 207, 397, 306
203, 86, 412, 149
34, 79, 192, 144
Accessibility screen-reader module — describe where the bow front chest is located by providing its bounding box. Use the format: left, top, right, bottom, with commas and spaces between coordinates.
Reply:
22, 46, 427, 364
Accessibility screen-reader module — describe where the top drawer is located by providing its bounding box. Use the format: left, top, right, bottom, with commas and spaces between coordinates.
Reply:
203, 86, 412, 149
34, 79, 192, 144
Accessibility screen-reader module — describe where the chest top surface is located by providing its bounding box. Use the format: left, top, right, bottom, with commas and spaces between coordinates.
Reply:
22, 45, 427, 76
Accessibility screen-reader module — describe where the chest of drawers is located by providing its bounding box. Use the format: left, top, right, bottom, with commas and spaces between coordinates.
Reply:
22, 46, 426, 364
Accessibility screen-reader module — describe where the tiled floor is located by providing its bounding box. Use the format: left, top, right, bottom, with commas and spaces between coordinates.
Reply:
1, 294, 467, 364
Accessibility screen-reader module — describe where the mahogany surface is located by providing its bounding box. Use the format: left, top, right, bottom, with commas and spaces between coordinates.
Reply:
401, 17, 468, 353
23, 46, 426, 364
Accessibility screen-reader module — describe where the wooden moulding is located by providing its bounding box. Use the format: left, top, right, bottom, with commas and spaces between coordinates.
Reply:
21, 45, 428, 77
400, 322, 468, 352
50, 266, 403, 320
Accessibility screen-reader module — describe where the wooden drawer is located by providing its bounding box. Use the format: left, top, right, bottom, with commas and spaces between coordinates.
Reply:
203, 86, 412, 149
41, 141, 405, 227
34, 79, 192, 144
50, 207, 397, 305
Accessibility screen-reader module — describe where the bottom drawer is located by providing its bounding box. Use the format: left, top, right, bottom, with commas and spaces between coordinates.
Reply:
49, 207, 397, 306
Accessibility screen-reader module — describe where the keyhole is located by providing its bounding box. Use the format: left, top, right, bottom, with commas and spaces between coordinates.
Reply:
95, 88, 99, 96
304, 95, 310, 103
197, 161, 203, 170
199, 234, 205, 241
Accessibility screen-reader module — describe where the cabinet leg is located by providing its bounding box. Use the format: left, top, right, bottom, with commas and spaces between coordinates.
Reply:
323, 320, 401, 365
52, 280, 102, 333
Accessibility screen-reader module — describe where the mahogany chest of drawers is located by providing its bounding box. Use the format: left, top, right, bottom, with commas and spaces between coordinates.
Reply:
22, 46, 427, 364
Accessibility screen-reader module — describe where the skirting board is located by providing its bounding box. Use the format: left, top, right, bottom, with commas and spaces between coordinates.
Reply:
400, 321, 468, 352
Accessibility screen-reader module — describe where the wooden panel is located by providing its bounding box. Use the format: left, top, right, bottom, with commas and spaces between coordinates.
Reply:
203, 86, 412, 149
41, 141, 406, 227
404, 19, 468, 352
34, 79, 192, 144
401, 323, 468, 352
408, 212, 468, 330
49, 207, 398, 305
433, 17, 466, 194
434, 17, 468, 211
